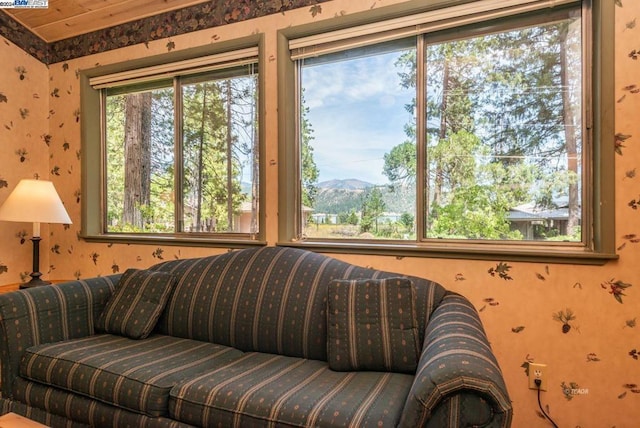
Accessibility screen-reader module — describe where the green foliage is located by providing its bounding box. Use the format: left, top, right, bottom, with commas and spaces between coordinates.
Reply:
360, 187, 386, 234
300, 93, 320, 208
380, 17, 582, 242
106, 87, 177, 232
293, 13, 581, 243
399, 212, 414, 233
105, 71, 258, 234
383, 140, 416, 186
338, 210, 359, 226
430, 184, 522, 240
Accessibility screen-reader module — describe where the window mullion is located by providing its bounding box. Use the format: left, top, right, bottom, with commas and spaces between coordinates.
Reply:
174, 77, 184, 233
416, 36, 427, 243
99, 90, 108, 234
294, 60, 304, 241
581, 0, 594, 250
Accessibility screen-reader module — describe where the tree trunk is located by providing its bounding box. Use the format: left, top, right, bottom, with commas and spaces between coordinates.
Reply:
123, 92, 152, 229
559, 25, 580, 236
251, 77, 259, 235
225, 81, 234, 231
433, 56, 450, 209
196, 86, 208, 232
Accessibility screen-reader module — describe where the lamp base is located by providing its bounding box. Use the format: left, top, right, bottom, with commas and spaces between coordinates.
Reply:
20, 236, 51, 289
20, 276, 52, 289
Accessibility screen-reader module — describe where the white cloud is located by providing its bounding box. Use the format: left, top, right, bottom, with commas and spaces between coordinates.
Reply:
302, 52, 408, 109
301, 51, 415, 184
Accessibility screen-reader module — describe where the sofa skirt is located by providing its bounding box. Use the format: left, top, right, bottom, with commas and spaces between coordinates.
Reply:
1, 389, 195, 428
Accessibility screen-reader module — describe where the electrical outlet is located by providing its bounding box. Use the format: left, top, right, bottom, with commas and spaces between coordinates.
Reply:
528, 363, 547, 391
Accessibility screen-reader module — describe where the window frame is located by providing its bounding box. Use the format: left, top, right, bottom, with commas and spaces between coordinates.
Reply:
81, 36, 267, 248
278, 0, 616, 265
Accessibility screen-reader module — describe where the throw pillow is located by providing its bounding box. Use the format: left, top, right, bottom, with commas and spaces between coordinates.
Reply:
97, 268, 177, 339
327, 277, 421, 374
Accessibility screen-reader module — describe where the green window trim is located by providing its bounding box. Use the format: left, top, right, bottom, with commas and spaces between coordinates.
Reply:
80, 36, 268, 248
277, 0, 616, 265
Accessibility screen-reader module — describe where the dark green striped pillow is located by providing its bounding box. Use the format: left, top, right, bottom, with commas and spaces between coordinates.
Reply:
327, 277, 420, 374
97, 269, 177, 339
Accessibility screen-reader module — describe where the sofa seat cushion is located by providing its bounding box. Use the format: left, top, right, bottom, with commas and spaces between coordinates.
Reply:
11, 377, 197, 428
170, 352, 413, 427
20, 334, 243, 417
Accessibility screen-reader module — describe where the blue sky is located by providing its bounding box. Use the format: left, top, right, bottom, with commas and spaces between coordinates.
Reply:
301, 50, 415, 185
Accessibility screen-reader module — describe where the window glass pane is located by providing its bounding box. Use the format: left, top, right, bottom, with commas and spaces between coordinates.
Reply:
181, 69, 259, 233
425, 15, 582, 241
104, 62, 259, 237
300, 39, 417, 240
105, 86, 175, 233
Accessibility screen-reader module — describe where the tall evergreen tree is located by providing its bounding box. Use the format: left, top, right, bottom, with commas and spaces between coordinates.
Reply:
384, 17, 581, 240
123, 92, 152, 229
300, 92, 320, 209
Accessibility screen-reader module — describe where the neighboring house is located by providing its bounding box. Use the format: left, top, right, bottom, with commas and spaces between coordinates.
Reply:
310, 213, 338, 224
508, 197, 579, 240
235, 201, 259, 233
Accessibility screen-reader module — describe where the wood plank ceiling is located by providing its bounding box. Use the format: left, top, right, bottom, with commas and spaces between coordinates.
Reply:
3, 0, 210, 42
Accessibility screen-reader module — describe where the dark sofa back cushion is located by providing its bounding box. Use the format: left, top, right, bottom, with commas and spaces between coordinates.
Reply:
152, 247, 445, 361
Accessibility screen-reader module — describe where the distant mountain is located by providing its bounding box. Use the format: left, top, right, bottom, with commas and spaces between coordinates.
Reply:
317, 179, 374, 190
313, 179, 414, 215
242, 179, 413, 217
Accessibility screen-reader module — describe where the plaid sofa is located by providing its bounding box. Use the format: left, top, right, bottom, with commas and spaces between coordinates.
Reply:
0, 247, 512, 427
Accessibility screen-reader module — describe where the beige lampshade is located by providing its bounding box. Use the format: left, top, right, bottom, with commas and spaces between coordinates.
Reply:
0, 179, 72, 236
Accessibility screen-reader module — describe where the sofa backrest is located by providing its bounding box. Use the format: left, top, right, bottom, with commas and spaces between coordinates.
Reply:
152, 247, 446, 361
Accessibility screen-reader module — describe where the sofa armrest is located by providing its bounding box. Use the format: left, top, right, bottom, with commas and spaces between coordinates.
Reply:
399, 292, 512, 428
0, 275, 120, 398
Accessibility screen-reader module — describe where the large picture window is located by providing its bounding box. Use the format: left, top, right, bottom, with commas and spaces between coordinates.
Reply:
283, 0, 614, 262
88, 48, 260, 242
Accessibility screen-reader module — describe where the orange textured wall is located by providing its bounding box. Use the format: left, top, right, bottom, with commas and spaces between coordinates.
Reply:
0, 38, 53, 283
0, 0, 639, 426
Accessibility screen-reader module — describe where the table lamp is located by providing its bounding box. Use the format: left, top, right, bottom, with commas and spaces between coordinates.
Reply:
0, 179, 72, 288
